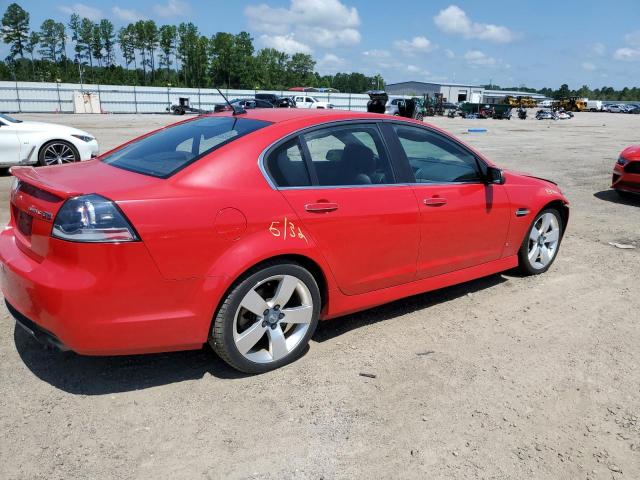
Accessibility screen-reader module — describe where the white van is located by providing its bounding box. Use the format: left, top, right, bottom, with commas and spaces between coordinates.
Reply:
586, 100, 603, 112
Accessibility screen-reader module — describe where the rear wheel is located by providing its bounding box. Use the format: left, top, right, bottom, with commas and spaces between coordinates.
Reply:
38, 140, 80, 166
518, 209, 563, 275
209, 261, 321, 373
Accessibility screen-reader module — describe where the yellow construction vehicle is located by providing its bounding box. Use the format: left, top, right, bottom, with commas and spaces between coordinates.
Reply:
504, 95, 537, 108
552, 97, 587, 112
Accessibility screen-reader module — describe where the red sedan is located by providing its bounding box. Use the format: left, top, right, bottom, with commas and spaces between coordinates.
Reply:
0, 109, 569, 373
612, 145, 640, 197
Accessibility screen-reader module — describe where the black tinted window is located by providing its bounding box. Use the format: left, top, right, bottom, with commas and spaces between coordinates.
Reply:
102, 116, 269, 178
266, 138, 311, 187
393, 125, 481, 183
303, 124, 394, 186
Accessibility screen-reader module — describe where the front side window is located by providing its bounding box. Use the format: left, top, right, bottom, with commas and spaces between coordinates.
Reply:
303, 124, 394, 186
392, 125, 482, 183
102, 116, 270, 178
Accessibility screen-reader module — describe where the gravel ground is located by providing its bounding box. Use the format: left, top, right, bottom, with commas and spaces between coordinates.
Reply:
0, 112, 639, 480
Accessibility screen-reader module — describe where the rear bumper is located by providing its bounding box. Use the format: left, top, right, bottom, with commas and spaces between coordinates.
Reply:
0, 226, 223, 355
6, 300, 68, 350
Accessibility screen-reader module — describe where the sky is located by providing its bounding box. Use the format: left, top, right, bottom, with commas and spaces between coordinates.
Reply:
3, 0, 640, 89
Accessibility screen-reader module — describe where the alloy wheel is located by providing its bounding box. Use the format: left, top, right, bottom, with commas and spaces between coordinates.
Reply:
527, 212, 560, 270
43, 143, 77, 165
233, 274, 313, 364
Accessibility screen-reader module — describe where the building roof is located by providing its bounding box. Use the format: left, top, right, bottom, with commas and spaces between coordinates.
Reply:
386, 80, 482, 88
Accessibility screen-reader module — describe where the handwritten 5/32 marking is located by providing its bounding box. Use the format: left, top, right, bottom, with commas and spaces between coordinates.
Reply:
269, 217, 308, 244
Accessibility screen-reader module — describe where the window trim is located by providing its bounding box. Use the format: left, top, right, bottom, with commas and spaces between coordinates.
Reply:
260, 119, 403, 190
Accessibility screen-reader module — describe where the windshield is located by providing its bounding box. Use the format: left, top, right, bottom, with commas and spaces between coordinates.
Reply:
0, 113, 22, 123
102, 116, 270, 178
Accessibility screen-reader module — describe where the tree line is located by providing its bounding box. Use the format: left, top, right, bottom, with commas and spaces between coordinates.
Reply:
485, 83, 640, 102
0, 2, 384, 93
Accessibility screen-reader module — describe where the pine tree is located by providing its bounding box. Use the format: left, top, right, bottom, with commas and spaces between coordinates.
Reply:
1, 3, 30, 59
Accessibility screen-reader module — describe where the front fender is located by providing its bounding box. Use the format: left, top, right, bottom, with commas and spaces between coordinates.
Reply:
502, 174, 569, 257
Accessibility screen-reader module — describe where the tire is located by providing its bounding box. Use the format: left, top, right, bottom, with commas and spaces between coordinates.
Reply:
517, 208, 563, 275
38, 140, 80, 166
209, 260, 321, 373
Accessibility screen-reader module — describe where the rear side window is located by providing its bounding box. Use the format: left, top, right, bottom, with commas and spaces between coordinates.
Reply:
102, 116, 270, 178
265, 138, 311, 187
392, 125, 481, 183
303, 124, 394, 186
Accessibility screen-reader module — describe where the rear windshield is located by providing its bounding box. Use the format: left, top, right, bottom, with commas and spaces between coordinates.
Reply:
101, 116, 270, 178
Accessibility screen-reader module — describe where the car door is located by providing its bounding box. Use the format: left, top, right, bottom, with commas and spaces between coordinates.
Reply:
263, 122, 420, 296
385, 123, 511, 279
0, 119, 21, 164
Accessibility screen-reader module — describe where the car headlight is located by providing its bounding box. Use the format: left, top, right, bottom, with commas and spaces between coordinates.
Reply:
617, 157, 628, 166
71, 134, 94, 143
52, 194, 138, 243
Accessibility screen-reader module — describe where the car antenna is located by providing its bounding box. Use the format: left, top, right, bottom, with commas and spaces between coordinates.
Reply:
217, 88, 246, 115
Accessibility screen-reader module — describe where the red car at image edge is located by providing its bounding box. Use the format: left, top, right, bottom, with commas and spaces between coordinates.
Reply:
612, 145, 640, 197
0, 109, 569, 373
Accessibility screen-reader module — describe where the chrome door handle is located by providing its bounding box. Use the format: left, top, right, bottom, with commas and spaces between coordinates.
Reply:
305, 202, 338, 213
424, 197, 447, 206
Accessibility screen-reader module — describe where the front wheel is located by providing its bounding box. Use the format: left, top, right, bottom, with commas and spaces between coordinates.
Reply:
517, 209, 563, 275
209, 261, 321, 373
38, 140, 80, 166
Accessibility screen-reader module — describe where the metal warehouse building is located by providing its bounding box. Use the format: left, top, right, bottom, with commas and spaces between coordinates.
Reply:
385, 81, 484, 103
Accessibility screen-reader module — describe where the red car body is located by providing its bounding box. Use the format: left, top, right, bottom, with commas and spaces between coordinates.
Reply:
0, 109, 569, 357
612, 145, 640, 195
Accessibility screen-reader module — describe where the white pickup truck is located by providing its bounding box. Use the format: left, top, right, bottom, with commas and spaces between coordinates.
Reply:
293, 95, 334, 109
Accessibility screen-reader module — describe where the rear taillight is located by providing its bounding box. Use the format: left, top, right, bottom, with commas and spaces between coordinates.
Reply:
52, 194, 138, 243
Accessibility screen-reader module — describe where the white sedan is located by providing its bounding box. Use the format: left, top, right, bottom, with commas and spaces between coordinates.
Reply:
0, 114, 99, 167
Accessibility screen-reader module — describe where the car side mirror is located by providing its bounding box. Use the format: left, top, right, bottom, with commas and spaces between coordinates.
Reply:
486, 166, 505, 185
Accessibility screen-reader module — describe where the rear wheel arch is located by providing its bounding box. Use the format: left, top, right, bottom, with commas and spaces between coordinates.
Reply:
212, 253, 329, 325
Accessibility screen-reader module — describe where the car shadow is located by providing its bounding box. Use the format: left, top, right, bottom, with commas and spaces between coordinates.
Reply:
14, 273, 508, 395
314, 273, 508, 342
594, 189, 640, 206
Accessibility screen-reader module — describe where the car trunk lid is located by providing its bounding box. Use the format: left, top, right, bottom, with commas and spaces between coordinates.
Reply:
9, 162, 163, 261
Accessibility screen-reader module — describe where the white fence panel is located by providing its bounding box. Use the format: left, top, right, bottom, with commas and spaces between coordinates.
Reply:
0, 81, 376, 114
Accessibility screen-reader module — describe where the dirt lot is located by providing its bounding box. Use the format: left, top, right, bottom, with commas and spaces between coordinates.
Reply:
0, 112, 639, 480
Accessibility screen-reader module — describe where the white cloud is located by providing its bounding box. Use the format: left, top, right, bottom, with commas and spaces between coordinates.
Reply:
590, 43, 605, 56
464, 50, 496, 66
394, 36, 435, 54
57, 3, 103, 21
581, 62, 596, 71
245, 0, 361, 49
434, 5, 515, 43
316, 53, 346, 73
625, 31, 640, 47
614, 47, 640, 61
444, 49, 455, 59
363, 49, 391, 59
112, 6, 145, 22
153, 0, 191, 18
259, 34, 312, 55
613, 31, 640, 61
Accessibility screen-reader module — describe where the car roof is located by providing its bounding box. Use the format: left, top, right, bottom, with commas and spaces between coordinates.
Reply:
204, 108, 391, 126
